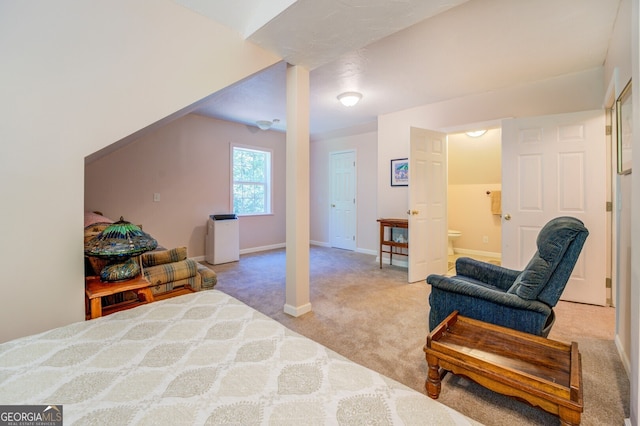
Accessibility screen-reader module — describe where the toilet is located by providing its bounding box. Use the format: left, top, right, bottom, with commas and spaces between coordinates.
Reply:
448, 229, 462, 255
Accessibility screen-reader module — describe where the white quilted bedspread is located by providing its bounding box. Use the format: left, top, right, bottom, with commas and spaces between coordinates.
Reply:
0, 290, 480, 425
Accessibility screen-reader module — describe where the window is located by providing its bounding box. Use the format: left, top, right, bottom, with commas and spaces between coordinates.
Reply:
231, 145, 272, 215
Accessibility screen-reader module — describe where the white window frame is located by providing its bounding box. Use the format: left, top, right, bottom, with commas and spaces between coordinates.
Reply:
230, 143, 273, 216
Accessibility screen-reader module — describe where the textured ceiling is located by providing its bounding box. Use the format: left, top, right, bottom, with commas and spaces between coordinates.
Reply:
174, 0, 621, 136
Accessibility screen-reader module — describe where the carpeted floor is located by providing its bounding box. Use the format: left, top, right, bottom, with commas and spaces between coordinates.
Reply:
204, 246, 629, 425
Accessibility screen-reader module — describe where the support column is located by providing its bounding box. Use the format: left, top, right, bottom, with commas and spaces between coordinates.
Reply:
284, 63, 311, 317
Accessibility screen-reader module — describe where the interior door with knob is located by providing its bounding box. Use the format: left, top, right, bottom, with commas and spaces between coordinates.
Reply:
501, 110, 606, 305
330, 150, 356, 251
408, 127, 448, 283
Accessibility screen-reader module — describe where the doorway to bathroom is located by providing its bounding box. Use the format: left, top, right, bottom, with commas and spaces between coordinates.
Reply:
446, 128, 502, 273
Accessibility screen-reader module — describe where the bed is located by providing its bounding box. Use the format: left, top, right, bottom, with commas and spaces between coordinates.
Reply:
0, 290, 479, 425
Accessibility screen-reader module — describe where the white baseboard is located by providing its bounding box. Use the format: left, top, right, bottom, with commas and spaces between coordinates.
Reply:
198, 245, 498, 264
310, 240, 330, 247
193, 243, 286, 262
240, 243, 286, 255
356, 248, 377, 256
454, 248, 502, 259
376, 256, 408, 268
311, 240, 378, 256
615, 334, 631, 378
283, 302, 312, 317
614, 333, 632, 426
198, 241, 377, 259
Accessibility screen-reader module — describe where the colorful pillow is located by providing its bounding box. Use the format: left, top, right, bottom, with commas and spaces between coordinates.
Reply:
143, 258, 197, 285
84, 211, 114, 228
142, 246, 188, 267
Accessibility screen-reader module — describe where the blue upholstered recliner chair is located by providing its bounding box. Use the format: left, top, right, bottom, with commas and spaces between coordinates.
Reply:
427, 216, 589, 337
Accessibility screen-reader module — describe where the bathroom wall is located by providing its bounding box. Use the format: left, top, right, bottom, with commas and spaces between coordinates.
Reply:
448, 128, 502, 255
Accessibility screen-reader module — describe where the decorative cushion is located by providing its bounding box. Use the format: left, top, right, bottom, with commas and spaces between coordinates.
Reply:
84, 211, 114, 228
150, 276, 200, 295
197, 264, 218, 290
144, 258, 198, 285
507, 218, 583, 300
142, 246, 188, 267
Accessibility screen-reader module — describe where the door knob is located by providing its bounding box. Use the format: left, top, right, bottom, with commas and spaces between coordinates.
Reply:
504, 213, 511, 220
331, 204, 336, 207
409, 210, 419, 215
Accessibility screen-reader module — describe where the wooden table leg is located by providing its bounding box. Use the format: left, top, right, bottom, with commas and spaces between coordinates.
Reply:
90, 297, 102, 319
379, 222, 383, 269
425, 353, 442, 399
137, 287, 154, 303
558, 406, 581, 426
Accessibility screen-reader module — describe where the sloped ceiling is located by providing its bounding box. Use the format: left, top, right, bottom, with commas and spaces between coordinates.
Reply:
173, 0, 621, 136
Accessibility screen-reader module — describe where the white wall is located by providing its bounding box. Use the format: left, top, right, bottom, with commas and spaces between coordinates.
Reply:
377, 67, 605, 220
0, 0, 280, 343
310, 130, 378, 254
602, 1, 637, 422
628, 0, 639, 422
85, 115, 287, 256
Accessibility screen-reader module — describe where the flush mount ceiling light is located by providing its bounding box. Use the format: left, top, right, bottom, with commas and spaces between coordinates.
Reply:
256, 120, 272, 130
466, 130, 487, 138
256, 119, 279, 131
337, 92, 362, 107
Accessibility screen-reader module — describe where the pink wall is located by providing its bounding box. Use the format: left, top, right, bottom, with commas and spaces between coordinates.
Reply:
85, 114, 286, 257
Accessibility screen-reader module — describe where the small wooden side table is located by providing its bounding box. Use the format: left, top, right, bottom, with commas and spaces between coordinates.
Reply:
377, 218, 408, 268
85, 275, 154, 319
424, 311, 583, 425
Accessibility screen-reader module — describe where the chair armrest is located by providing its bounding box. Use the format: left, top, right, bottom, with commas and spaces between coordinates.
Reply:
427, 274, 548, 313
454, 257, 521, 291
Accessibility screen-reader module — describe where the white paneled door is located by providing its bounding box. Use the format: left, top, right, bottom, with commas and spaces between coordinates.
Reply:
330, 150, 356, 251
408, 128, 448, 283
502, 110, 607, 306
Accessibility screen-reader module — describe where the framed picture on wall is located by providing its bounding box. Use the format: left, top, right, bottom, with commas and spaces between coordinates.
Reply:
390, 158, 408, 186
617, 78, 632, 175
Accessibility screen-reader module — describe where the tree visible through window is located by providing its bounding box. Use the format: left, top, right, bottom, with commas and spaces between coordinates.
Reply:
232, 145, 272, 215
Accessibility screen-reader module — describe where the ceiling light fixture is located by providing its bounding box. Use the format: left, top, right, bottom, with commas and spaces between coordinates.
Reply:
337, 92, 362, 107
466, 130, 487, 138
255, 118, 280, 131
256, 120, 272, 130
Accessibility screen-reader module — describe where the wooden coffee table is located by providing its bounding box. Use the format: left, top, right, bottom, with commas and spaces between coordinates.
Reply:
424, 311, 583, 425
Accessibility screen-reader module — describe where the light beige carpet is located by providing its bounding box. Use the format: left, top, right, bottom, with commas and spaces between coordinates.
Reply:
205, 246, 629, 425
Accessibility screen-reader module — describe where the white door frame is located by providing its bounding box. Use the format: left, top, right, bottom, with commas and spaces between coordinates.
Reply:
603, 72, 618, 308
